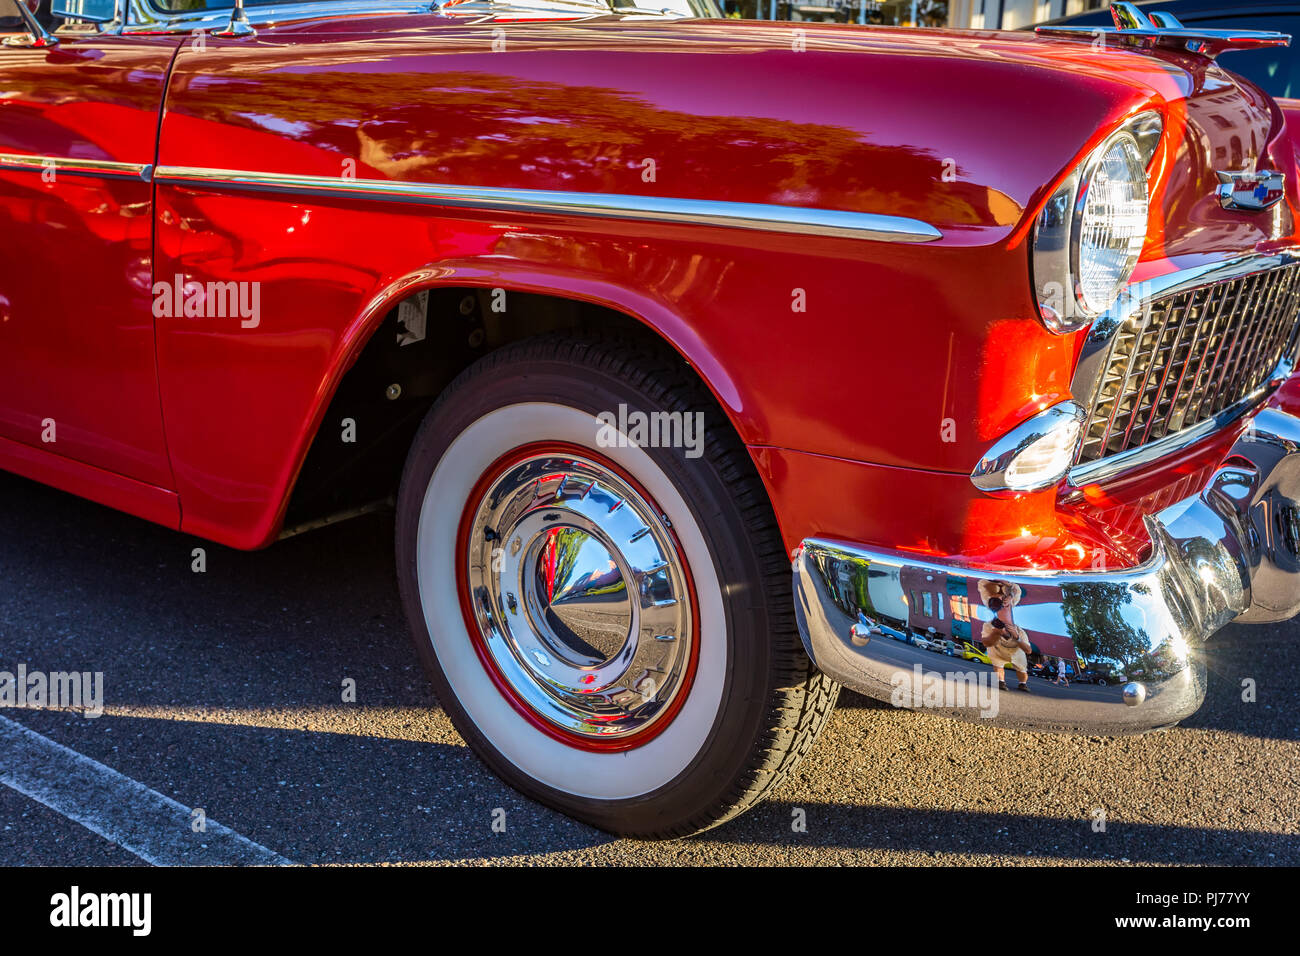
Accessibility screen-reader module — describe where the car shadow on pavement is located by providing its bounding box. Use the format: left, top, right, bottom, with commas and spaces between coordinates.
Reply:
702, 799, 1300, 864
0, 471, 427, 710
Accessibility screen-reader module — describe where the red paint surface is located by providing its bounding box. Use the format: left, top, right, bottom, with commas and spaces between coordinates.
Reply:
2, 15, 1297, 573
0, 37, 178, 488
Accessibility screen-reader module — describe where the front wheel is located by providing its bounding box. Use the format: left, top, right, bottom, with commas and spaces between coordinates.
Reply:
395, 334, 839, 838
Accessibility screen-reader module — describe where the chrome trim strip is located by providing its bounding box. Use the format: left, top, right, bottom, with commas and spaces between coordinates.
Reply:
122, 0, 479, 34
0, 154, 153, 183
1067, 250, 1300, 485
151, 166, 944, 243
1134, 251, 1300, 303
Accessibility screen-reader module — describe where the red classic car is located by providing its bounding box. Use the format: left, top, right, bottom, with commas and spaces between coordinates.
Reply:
4, 0, 1300, 837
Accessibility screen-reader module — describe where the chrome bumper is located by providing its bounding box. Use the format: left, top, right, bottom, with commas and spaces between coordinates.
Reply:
792, 406, 1300, 734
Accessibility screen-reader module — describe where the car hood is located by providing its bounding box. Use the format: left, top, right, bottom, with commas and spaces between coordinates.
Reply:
161, 15, 1298, 254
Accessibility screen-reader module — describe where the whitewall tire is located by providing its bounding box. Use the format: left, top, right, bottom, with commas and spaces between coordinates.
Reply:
395, 335, 839, 837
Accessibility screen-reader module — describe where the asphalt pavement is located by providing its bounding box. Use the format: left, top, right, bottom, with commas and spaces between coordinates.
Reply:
1, 469, 1297, 866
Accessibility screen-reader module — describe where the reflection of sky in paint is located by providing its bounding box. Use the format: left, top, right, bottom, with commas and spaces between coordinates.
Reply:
235, 113, 314, 138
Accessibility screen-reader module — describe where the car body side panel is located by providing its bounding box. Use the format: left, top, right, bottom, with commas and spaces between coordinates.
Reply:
0, 431, 180, 529
0, 36, 178, 489
152, 182, 1041, 548
150, 20, 1164, 548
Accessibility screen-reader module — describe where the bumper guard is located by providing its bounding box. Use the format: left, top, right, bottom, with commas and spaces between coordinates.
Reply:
793, 406, 1300, 734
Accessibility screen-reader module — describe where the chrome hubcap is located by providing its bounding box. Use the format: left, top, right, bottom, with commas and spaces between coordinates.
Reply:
464, 453, 694, 741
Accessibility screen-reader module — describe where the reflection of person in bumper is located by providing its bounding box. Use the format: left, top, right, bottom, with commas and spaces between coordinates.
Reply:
984, 617, 1031, 692
978, 580, 1031, 693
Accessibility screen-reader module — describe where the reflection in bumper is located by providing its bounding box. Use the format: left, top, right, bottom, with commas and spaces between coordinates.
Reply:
793, 406, 1300, 734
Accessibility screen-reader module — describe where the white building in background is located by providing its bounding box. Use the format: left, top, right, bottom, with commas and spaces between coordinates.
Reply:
948, 0, 1109, 29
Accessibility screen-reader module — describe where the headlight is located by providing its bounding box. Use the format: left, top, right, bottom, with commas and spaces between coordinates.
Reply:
1032, 113, 1158, 332
1075, 134, 1149, 315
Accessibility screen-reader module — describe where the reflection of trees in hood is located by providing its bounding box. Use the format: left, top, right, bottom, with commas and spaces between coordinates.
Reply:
1062, 582, 1147, 666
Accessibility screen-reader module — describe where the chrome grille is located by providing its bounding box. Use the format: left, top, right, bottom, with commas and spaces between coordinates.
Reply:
1077, 263, 1300, 465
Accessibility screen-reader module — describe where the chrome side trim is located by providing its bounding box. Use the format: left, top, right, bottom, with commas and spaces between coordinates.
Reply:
1067, 250, 1300, 485
151, 166, 944, 243
0, 154, 154, 183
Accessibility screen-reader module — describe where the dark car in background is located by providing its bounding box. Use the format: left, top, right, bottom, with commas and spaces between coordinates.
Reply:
1042, 1, 1300, 101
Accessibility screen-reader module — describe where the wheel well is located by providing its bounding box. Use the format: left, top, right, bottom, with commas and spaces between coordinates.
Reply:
281, 288, 685, 532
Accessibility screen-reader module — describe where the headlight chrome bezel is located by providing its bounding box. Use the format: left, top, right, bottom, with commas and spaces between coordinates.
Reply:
1032, 111, 1161, 333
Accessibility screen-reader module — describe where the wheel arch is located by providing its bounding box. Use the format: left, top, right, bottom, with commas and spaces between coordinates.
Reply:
274, 260, 754, 545
340, 259, 746, 415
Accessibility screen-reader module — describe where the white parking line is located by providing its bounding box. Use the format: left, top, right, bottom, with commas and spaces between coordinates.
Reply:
0, 715, 292, 866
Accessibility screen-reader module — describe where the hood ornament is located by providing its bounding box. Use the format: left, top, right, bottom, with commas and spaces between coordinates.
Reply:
1216, 170, 1286, 211
1036, 2, 1290, 59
